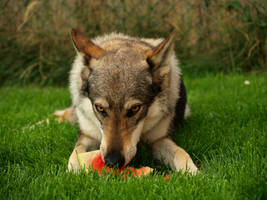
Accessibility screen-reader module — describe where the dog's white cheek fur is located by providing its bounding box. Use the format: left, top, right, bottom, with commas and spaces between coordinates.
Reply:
78, 97, 103, 136
77, 112, 102, 142
69, 54, 84, 106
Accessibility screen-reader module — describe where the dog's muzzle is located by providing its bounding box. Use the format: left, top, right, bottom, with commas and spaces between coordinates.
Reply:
104, 151, 125, 168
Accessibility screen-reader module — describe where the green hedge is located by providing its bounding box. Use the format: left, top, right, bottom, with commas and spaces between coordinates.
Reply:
0, 0, 266, 85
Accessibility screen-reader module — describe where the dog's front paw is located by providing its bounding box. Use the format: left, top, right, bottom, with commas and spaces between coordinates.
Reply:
174, 151, 198, 175
183, 160, 198, 175
54, 107, 76, 124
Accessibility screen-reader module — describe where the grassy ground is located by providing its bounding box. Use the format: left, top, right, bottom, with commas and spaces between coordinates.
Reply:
0, 73, 266, 199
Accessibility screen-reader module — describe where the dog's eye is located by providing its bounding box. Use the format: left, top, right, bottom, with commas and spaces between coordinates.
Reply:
131, 105, 140, 112
127, 105, 141, 117
95, 104, 107, 116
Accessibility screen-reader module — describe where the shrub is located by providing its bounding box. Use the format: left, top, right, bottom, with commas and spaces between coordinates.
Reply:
0, 0, 266, 85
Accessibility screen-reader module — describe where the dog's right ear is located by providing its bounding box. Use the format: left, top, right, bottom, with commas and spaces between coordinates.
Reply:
145, 31, 176, 91
71, 29, 106, 59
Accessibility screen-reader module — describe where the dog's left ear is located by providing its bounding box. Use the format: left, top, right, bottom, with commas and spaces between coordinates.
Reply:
145, 31, 176, 90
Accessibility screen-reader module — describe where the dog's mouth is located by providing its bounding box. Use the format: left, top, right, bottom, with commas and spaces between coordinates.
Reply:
100, 145, 137, 168
104, 151, 125, 168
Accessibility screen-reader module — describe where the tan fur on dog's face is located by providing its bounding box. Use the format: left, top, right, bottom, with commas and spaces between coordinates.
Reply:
88, 49, 157, 165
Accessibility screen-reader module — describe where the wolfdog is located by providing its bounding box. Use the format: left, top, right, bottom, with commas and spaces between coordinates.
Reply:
55, 29, 198, 174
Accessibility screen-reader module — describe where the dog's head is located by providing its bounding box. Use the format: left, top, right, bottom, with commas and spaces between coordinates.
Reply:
71, 29, 175, 168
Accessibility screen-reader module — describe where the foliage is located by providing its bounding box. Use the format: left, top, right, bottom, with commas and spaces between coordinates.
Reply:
0, 0, 266, 85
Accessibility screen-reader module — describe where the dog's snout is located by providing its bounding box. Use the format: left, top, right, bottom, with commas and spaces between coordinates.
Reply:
104, 151, 125, 168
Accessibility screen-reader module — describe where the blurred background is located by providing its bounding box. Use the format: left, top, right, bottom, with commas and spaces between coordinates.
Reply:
0, 0, 266, 86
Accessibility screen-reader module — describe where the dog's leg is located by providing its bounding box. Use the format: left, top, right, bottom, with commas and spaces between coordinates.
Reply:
54, 106, 77, 124
152, 137, 198, 175
68, 133, 100, 172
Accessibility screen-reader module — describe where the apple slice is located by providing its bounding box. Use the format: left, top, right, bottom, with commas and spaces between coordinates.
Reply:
76, 150, 153, 177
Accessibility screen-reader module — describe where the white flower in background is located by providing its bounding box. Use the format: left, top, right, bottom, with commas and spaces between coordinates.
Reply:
244, 80, 250, 85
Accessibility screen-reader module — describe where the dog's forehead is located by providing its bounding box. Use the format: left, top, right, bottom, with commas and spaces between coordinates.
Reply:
88, 49, 153, 106
91, 47, 146, 67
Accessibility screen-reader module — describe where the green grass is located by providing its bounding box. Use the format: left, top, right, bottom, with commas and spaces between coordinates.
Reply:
0, 73, 266, 199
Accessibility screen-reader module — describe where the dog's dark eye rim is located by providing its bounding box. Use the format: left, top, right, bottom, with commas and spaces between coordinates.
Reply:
126, 105, 141, 117
95, 104, 107, 116
131, 105, 141, 112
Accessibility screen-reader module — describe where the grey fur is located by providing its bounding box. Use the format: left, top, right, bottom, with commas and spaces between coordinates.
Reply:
57, 30, 198, 174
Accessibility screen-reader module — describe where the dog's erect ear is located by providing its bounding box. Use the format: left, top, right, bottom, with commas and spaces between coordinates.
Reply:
71, 29, 106, 59
145, 31, 176, 90
145, 31, 175, 66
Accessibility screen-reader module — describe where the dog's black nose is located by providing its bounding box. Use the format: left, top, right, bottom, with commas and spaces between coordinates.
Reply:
104, 151, 125, 168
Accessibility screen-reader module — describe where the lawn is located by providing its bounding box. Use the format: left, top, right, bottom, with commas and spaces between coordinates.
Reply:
0, 73, 266, 199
